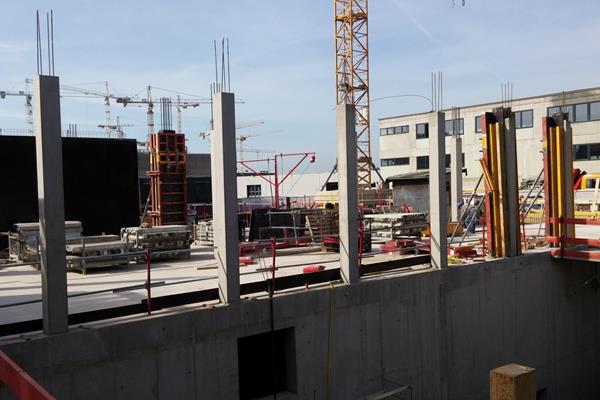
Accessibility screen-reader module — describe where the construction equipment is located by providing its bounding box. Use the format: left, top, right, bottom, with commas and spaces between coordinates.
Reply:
236, 129, 282, 162
117, 87, 211, 135
239, 152, 316, 208
8, 221, 83, 264
0, 79, 34, 134
60, 82, 121, 137
97, 116, 133, 139
146, 99, 188, 226
334, 0, 373, 187
541, 112, 600, 261
364, 212, 427, 241
121, 225, 193, 260
481, 107, 521, 257
66, 235, 131, 274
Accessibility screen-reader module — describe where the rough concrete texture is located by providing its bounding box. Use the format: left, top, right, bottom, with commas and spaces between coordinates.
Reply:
1, 252, 599, 399
34, 75, 69, 334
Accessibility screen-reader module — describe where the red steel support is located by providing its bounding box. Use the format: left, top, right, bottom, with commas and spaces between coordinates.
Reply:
0, 350, 55, 400
238, 152, 316, 208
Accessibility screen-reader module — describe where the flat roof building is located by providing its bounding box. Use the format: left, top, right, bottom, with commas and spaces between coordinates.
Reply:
378, 87, 600, 189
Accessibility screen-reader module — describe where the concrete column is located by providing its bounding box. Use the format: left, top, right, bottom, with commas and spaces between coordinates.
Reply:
210, 92, 240, 303
428, 111, 447, 269
34, 75, 68, 334
450, 135, 463, 221
502, 111, 520, 257
337, 104, 359, 283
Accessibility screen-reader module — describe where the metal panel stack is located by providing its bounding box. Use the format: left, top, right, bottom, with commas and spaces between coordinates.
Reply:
121, 225, 192, 259
66, 234, 131, 274
8, 221, 82, 264
363, 213, 427, 240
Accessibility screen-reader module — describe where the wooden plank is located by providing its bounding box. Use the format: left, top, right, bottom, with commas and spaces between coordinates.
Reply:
490, 364, 535, 400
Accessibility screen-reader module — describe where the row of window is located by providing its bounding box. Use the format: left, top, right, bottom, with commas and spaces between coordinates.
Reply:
574, 143, 600, 161
381, 142, 600, 173
474, 110, 534, 132
445, 118, 464, 136
382, 153, 465, 169
385, 110, 535, 140
380, 125, 409, 136
548, 101, 600, 123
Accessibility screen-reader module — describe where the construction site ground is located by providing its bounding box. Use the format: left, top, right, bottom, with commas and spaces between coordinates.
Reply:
0, 243, 431, 326
2, 222, 597, 326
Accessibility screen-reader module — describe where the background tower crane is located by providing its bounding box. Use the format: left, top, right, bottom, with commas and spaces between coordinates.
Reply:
0, 79, 34, 134
335, 0, 373, 187
60, 81, 120, 137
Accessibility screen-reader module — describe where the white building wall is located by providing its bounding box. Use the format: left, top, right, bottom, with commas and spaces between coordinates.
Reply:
236, 171, 336, 200
379, 87, 600, 189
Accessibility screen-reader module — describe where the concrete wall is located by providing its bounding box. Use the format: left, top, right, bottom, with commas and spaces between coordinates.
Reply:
1, 252, 599, 399
379, 87, 600, 189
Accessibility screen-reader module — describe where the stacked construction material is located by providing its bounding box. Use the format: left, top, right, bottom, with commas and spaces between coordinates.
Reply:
196, 220, 214, 244
364, 212, 427, 240
66, 235, 131, 274
8, 221, 83, 264
121, 225, 192, 260
304, 209, 339, 243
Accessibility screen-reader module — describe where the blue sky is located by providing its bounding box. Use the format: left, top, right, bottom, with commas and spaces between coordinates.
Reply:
1, 0, 599, 171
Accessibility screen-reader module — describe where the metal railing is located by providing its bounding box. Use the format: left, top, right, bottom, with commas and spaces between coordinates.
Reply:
0, 350, 54, 399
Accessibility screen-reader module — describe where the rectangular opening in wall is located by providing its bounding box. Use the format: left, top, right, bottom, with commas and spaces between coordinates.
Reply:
238, 327, 297, 400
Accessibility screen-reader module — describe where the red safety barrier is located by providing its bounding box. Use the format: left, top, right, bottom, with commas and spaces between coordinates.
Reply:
0, 350, 55, 400
546, 216, 600, 261
303, 265, 325, 274
239, 256, 253, 266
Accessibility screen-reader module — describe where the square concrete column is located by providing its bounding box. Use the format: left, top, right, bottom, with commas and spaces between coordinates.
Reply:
34, 75, 68, 334
337, 104, 359, 283
428, 112, 447, 269
502, 112, 521, 257
211, 92, 240, 303
450, 135, 463, 221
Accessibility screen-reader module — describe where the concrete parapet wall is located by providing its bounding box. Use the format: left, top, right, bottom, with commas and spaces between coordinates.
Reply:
1, 252, 599, 399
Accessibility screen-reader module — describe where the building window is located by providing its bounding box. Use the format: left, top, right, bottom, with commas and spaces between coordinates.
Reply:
416, 123, 429, 139
380, 125, 409, 136
573, 143, 600, 161
416, 155, 429, 170
590, 102, 600, 121
445, 153, 465, 168
444, 118, 464, 136
246, 184, 261, 197
381, 157, 409, 167
546, 102, 600, 123
575, 103, 589, 122
515, 110, 533, 129
475, 115, 482, 133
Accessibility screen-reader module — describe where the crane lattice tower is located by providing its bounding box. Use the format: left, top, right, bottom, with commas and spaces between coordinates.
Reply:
335, 0, 372, 187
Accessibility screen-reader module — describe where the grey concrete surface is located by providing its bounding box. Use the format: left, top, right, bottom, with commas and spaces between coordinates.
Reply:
336, 104, 359, 283
500, 108, 521, 257
428, 112, 448, 269
211, 92, 240, 303
34, 75, 68, 334
1, 252, 598, 400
